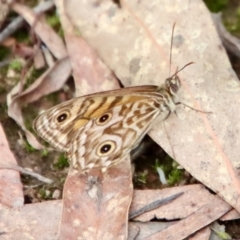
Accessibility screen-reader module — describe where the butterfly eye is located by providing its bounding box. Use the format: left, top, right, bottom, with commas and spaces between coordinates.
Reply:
56, 111, 70, 123
166, 75, 181, 95
96, 113, 112, 125
96, 141, 116, 157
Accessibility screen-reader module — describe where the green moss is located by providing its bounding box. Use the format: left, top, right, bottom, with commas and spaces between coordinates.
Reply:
211, 227, 232, 240
12, 29, 29, 44
0, 46, 11, 61
167, 168, 183, 186
153, 159, 183, 186
136, 170, 148, 184
54, 153, 69, 169
41, 149, 49, 157
45, 91, 63, 106
204, 0, 228, 12
46, 12, 60, 28
46, 12, 64, 37
224, 7, 240, 36
24, 140, 37, 153
23, 67, 45, 90
23, 106, 39, 133
38, 188, 51, 200
9, 59, 23, 71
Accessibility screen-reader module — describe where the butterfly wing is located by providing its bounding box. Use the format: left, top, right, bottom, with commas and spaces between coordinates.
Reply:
68, 96, 162, 172
33, 85, 160, 152
33, 85, 167, 172
33, 97, 89, 152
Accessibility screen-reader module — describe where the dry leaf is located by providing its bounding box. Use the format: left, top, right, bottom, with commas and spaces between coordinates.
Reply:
143, 197, 230, 240
0, 200, 61, 240
59, 160, 133, 240
0, 125, 23, 208
55, 0, 120, 96
33, 45, 45, 69
0, 184, 232, 239
12, 2, 67, 59
130, 185, 230, 221
220, 208, 240, 221
188, 227, 211, 240
8, 57, 71, 149
128, 222, 175, 240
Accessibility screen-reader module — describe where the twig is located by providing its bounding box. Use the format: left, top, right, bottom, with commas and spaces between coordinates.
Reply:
0, 0, 55, 43
0, 164, 53, 184
212, 13, 240, 59
129, 191, 184, 220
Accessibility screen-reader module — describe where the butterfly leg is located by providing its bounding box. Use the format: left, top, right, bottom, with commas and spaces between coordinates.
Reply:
163, 110, 171, 120
175, 102, 212, 114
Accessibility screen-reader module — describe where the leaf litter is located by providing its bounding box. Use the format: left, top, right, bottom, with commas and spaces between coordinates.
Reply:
0, 0, 240, 239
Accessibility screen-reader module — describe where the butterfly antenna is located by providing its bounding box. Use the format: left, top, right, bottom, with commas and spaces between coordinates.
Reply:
169, 22, 176, 78
168, 23, 194, 79
170, 61, 195, 79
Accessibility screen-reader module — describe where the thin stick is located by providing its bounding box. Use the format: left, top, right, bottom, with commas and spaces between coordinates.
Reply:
0, 1, 54, 43
0, 164, 53, 184
129, 192, 184, 219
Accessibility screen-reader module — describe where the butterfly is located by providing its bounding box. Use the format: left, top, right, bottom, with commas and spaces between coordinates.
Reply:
33, 63, 193, 173
33, 21, 198, 173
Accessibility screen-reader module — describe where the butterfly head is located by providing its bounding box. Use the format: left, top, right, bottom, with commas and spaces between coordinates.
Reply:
165, 74, 181, 96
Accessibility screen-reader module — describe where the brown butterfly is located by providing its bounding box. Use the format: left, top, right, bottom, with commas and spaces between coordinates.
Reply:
33, 63, 193, 173
33, 22, 196, 173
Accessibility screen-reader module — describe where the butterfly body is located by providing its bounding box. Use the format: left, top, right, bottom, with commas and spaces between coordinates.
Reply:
33, 75, 180, 173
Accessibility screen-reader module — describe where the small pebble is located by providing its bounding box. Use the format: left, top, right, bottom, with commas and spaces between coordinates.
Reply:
52, 189, 61, 199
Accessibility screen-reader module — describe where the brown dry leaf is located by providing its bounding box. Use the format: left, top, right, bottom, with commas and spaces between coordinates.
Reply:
0, 125, 23, 208
0, 1, 9, 29
188, 227, 211, 240
0, 185, 230, 239
128, 185, 237, 239
128, 222, 175, 240
13, 43, 35, 58
33, 44, 45, 69
11, 2, 67, 59
130, 184, 230, 220
128, 223, 211, 240
0, 185, 232, 240
65, 0, 240, 212
129, 185, 231, 239
145, 199, 230, 240
0, 200, 61, 240
220, 208, 240, 221
6, 2, 71, 149
8, 57, 71, 149
55, 0, 120, 96
59, 159, 133, 240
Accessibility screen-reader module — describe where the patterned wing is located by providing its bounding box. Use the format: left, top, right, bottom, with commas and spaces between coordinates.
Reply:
33, 86, 161, 153
33, 97, 89, 152
33, 73, 182, 172
69, 98, 162, 173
